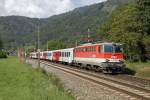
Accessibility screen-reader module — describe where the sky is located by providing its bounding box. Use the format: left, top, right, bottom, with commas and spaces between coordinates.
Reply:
0, 0, 107, 18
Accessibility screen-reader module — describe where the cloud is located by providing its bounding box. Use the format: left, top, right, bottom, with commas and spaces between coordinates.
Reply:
0, 0, 107, 18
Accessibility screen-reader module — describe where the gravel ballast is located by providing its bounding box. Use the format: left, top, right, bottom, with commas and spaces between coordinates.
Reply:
27, 60, 138, 100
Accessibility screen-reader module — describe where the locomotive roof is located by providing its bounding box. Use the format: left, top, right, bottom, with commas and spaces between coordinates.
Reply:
76, 42, 122, 48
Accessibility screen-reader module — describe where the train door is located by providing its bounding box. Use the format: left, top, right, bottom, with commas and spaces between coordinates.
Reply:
52, 51, 61, 62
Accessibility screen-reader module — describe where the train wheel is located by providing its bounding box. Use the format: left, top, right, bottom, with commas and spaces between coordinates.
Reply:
95, 66, 102, 72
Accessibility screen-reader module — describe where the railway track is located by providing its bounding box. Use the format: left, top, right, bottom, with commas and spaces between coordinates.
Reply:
111, 75, 150, 89
39, 60, 150, 100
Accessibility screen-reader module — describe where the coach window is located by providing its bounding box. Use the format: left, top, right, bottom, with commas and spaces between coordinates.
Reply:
81, 48, 82, 52
67, 52, 69, 57
91, 47, 93, 52
98, 46, 101, 52
80, 48, 82, 52
68, 52, 70, 57
82, 48, 84, 52
87, 48, 89, 52
65, 52, 67, 57
78, 48, 80, 52
80, 48, 81, 52
89, 47, 91, 52
77, 48, 79, 52
84, 48, 86, 52
94, 47, 96, 52
66, 52, 68, 57
81, 48, 83, 52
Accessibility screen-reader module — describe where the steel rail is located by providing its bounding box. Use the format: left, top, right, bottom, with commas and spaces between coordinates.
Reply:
40, 61, 150, 100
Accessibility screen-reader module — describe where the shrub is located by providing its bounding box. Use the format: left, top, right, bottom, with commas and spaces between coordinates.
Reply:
0, 51, 7, 58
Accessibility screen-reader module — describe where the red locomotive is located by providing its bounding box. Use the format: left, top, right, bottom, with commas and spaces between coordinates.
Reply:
74, 43, 125, 73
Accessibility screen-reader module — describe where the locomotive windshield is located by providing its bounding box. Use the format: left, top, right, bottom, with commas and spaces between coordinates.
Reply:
104, 44, 122, 53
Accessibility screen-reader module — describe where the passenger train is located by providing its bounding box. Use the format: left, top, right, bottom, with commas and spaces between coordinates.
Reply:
30, 42, 125, 73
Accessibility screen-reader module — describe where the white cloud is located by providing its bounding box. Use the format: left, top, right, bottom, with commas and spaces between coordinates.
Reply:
0, 0, 107, 18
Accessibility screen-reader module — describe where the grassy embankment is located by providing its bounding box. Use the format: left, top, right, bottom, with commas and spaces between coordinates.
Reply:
0, 57, 75, 100
126, 61, 150, 79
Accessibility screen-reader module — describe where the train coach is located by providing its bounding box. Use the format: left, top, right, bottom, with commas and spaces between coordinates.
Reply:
30, 52, 37, 59
51, 48, 74, 64
30, 42, 125, 73
59, 48, 74, 64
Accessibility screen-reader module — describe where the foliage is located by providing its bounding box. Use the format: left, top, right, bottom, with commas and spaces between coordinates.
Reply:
0, 41, 2, 50
0, 57, 75, 100
48, 40, 68, 50
0, 51, 7, 58
136, 0, 150, 60
97, 2, 150, 62
126, 61, 150, 79
136, 0, 150, 35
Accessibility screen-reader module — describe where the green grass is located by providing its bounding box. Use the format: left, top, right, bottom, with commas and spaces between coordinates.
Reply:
126, 61, 150, 79
0, 57, 75, 100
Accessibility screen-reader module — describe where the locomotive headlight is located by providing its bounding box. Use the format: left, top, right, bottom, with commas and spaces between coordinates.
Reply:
106, 59, 110, 62
119, 59, 124, 63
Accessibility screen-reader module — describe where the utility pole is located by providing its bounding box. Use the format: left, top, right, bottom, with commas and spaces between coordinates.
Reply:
75, 40, 78, 47
37, 20, 40, 68
47, 41, 49, 51
88, 28, 90, 43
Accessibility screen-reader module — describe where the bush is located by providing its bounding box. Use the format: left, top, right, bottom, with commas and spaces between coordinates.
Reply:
0, 51, 7, 58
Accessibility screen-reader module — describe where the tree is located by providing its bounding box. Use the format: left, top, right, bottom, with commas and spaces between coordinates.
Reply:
135, 0, 150, 61
136, 0, 150, 34
47, 40, 67, 51
0, 37, 3, 50
97, 4, 148, 62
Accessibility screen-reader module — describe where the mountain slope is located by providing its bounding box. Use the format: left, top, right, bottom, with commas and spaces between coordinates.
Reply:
0, 0, 133, 49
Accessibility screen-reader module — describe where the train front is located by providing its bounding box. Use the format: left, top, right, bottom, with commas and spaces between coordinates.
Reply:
100, 43, 125, 73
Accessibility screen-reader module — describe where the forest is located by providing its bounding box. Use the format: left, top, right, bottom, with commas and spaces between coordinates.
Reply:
97, 0, 150, 62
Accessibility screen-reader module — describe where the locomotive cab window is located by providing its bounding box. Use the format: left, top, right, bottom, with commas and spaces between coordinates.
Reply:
114, 45, 122, 53
104, 44, 122, 53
